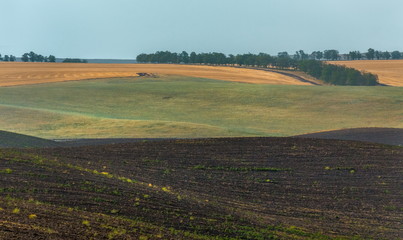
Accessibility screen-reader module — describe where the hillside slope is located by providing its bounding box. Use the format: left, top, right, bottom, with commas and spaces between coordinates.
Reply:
0, 130, 59, 148
0, 77, 402, 139
0, 62, 306, 86
0, 138, 401, 239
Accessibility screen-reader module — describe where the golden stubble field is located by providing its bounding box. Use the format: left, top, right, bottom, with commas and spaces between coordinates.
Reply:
329, 60, 403, 86
0, 62, 306, 87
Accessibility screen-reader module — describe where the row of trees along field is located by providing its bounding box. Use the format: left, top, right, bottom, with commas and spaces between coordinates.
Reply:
21, 51, 56, 62
62, 58, 88, 63
0, 54, 17, 61
136, 51, 381, 86
348, 48, 402, 60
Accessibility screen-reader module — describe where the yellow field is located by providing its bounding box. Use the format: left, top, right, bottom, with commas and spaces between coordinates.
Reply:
329, 60, 403, 86
0, 62, 308, 87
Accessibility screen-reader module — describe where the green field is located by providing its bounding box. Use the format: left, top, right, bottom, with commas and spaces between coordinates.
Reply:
0, 76, 402, 139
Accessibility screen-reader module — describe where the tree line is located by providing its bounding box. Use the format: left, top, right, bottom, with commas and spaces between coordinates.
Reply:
298, 60, 378, 85
1, 51, 90, 63
0, 53, 17, 62
137, 49, 402, 64
21, 51, 56, 62
62, 58, 88, 63
348, 48, 401, 60
136, 50, 381, 86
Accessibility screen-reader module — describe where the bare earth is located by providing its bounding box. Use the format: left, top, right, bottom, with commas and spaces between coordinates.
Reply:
329, 60, 403, 86
0, 62, 308, 87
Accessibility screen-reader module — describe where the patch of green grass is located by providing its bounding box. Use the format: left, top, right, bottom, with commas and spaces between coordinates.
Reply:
0, 168, 13, 174
0, 76, 401, 139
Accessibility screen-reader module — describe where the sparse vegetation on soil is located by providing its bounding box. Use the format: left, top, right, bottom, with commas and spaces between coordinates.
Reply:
0, 138, 401, 239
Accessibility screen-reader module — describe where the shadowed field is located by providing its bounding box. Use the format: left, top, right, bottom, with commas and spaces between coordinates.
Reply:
329, 60, 403, 86
295, 127, 403, 146
0, 138, 401, 239
0, 76, 402, 139
0, 62, 307, 86
0, 131, 60, 148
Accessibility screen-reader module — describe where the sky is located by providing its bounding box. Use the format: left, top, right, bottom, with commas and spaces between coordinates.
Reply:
1, 0, 403, 59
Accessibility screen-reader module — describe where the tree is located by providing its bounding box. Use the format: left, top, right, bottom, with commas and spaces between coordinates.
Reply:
298, 50, 308, 60
366, 48, 375, 60
227, 54, 235, 65
391, 51, 402, 59
22, 53, 29, 62
9, 55, 16, 61
189, 52, 197, 63
48, 55, 56, 62
348, 51, 361, 60
277, 52, 289, 58
375, 50, 382, 60
3, 55, 9, 61
37, 54, 45, 62
179, 51, 189, 64
0, 54, 2, 61
323, 50, 339, 60
310, 51, 323, 60
383, 51, 391, 60
28, 51, 37, 62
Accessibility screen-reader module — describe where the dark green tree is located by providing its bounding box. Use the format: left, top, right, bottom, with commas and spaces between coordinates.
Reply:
366, 48, 375, 60
3, 55, 9, 61
37, 54, 45, 62
391, 51, 401, 59
22, 53, 29, 62
189, 52, 197, 63
277, 52, 289, 58
383, 51, 391, 60
310, 51, 323, 60
48, 55, 56, 62
324, 50, 339, 60
179, 51, 189, 63
375, 50, 382, 60
348, 51, 361, 60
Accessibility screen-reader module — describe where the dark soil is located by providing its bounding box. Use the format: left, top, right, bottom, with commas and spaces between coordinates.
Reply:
0, 137, 402, 239
295, 127, 403, 146
0, 130, 60, 148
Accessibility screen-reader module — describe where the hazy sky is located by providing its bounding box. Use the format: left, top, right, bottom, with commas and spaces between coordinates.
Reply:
1, 0, 402, 59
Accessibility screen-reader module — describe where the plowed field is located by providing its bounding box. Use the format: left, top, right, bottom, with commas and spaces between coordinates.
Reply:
329, 60, 403, 86
0, 137, 401, 239
0, 62, 307, 86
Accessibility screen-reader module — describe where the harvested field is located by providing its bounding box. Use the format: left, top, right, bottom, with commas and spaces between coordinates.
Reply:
329, 60, 403, 86
0, 62, 307, 87
0, 137, 401, 239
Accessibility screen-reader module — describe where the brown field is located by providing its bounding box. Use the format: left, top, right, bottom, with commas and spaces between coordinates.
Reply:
1, 137, 402, 239
0, 62, 308, 87
329, 60, 403, 86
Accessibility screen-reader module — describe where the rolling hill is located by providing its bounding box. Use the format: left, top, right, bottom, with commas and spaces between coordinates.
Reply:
1, 137, 401, 239
0, 130, 60, 148
0, 76, 402, 139
0, 62, 307, 87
